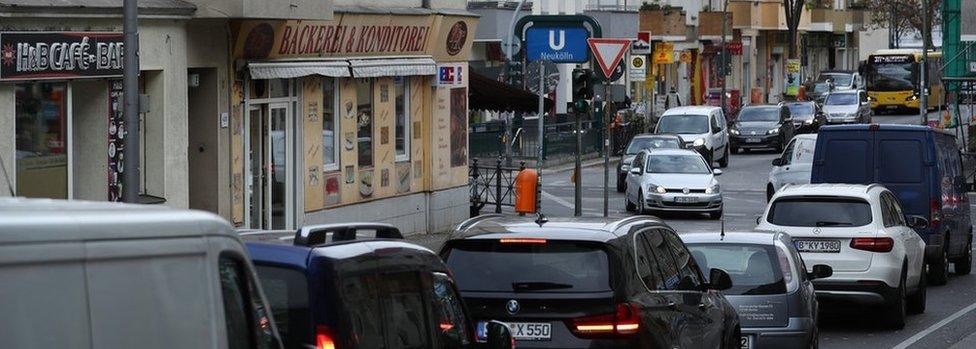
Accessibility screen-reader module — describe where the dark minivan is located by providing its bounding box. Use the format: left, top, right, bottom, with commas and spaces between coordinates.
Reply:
241, 223, 514, 349
811, 124, 972, 285
441, 215, 741, 348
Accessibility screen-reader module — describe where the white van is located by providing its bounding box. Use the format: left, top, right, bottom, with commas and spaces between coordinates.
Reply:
0, 198, 282, 349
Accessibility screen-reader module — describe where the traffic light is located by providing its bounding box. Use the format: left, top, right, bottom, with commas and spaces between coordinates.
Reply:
573, 99, 590, 114
507, 61, 524, 87
572, 68, 593, 100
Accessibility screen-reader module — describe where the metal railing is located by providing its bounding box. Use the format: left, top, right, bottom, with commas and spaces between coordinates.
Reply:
469, 158, 531, 217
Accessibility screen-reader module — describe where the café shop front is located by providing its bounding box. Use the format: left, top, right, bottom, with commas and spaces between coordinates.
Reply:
230, 10, 478, 234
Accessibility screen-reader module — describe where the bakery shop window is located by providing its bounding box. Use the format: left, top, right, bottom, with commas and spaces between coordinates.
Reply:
323, 77, 339, 171
394, 76, 410, 162
356, 78, 373, 168
15, 82, 69, 199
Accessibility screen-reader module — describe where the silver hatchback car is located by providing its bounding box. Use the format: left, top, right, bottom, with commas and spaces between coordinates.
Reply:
624, 148, 724, 219
682, 231, 833, 349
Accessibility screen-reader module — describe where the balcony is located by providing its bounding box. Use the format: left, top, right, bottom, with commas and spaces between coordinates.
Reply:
699, 11, 732, 39
809, 8, 867, 33
639, 9, 687, 40
728, 0, 809, 31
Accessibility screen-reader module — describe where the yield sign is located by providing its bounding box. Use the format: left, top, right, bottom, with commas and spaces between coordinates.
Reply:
587, 38, 632, 80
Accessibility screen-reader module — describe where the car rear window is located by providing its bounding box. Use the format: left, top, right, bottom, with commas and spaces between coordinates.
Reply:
768, 197, 873, 227
445, 240, 611, 293
254, 265, 311, 348
340, 271, 431, 348
687, 244, 786, 295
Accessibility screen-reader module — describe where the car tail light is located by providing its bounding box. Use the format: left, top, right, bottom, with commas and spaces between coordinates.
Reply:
850, 237, 894, 253
775, 247, 794, 284
500, 238, 547, 244
316, 325, 336, 349
930, 198, 942, 228
567, 303, 640, 339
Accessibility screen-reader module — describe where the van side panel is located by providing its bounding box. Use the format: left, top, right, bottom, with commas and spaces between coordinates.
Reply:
0, 243, 91, 348
875, 131, 932, 221
86, 238, 213, 349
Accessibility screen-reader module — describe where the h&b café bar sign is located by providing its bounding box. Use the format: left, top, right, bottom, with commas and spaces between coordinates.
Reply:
0, 32, 124, 82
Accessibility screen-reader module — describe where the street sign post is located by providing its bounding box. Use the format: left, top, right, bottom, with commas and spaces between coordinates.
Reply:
587, 38, 630, 217
629, 55, 647, 82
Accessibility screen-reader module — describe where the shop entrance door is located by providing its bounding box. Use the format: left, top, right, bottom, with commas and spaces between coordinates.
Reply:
247, 102, 294, 229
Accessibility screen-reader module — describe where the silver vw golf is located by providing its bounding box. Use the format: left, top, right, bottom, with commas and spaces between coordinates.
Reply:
624, 148, 724, 219
682, 231, 834, 349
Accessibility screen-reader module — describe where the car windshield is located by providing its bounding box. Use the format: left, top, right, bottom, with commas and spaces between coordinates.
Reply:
786, 104, 815, 119
647, 154, 710, 174
687, 244, 787, 295
737, 107, 780, 122
445, 241, 611, 293
658, 114, 709, 134
825, 93, 858, 106
813, 83, 831, 93
819, 73, 853, 87
626, 137, 681, 154
767, 197, 873, 227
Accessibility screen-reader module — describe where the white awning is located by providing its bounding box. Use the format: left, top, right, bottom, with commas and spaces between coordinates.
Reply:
349, 57, 437, 78
248, 61, 350, 79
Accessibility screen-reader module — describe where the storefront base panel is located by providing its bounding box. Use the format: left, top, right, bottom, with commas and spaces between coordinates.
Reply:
303, 186, 468, 236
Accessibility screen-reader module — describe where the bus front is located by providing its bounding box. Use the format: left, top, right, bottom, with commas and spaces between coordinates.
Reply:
865, 54, 920, 112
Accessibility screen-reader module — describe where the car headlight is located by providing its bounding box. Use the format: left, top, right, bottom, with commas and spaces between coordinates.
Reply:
804, 119, 814, 125
620, 164, 630, 171
693, 138, 706, 147
705, 184, 720, 194
650, 185, 667, 194
907, 95, 919, 101
729, 128, 740, 135
766, 128, 779, 135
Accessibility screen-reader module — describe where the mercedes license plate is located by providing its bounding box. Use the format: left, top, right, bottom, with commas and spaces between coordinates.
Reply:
675, 196, 699, 203
477, 321, 551, 341
746, 138, 762, 143
795, 240, 842, 253
740, 335, 753, 349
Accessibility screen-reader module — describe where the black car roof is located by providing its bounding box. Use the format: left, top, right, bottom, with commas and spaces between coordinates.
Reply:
448, 215, 667, 243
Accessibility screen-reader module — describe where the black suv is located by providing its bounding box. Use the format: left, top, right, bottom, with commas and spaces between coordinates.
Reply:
240, 223, 514, 349
440, 215, 741, 348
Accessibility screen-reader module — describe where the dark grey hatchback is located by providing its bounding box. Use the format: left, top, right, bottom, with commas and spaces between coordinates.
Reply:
440, 215, 742, 348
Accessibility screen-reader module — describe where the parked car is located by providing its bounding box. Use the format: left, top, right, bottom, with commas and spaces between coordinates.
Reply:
241, 223, 514, 349
822, 90, 872, 124
655, 106, 731, 168
783, 101, 825, 133
616, 133, 684, 192
812, 124, 972, 285
682, 231, 833, 348
729, 105, 796, 153
0, 198, 283, 349
756, 184, 929, 329
625, 148, 724, 219
441, 215, 741, 348
767, 134, 818, 200
817, 70, 861, 91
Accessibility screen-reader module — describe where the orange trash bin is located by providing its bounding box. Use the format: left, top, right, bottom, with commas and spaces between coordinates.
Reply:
514, 169, 539, 214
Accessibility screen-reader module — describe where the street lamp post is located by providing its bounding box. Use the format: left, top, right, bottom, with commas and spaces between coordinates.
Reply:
721, 0, 729, 113
920, 0, 929, 125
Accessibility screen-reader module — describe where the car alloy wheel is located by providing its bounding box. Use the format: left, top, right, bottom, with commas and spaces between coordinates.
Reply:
637, 190, 646, 214
907, 262, 927, 314
955, 237, 973, 275
884, 270, 907, 330
929, 245, 950, 286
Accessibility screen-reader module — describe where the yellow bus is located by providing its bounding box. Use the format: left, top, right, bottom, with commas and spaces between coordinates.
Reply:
865, 49, 944, 112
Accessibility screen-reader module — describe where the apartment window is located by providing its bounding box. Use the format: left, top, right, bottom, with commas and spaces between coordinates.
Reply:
15, 82, 68, 199
356, 79, 373, 167
323, 78, 339, 171
394, 76, 410, 162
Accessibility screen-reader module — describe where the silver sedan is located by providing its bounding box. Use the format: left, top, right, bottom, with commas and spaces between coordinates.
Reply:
624, 148, 724, 219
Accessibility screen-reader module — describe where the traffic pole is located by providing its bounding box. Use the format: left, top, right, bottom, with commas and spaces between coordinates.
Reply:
920, 0, 929, 125
604, 83, 611, 218
574, 103, 583, 217
122, 0, 140, 203
537, 62, 545, 211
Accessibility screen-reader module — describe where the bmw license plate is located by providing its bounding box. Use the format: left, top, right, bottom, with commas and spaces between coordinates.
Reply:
795, 240, 842, 253
476, 321, 551, 341
740, 335, 753, 349
675, 196, 699, 203
746, 138, 762, 143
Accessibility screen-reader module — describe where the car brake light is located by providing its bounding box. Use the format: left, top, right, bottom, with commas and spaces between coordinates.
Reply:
316, 325, 336, 349
930, 198, 942, 228
775, 247, 794, 284
850, 237, 894, 253
500, 238, 547, 244
567, 303, 640, 338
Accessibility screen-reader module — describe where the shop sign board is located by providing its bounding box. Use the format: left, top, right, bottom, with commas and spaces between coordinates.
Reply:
631, 39, 651, 55
652, 42, 675, 64
629, 55, 647, 82
526, 27, 590, 63
108, 80, 124, 202
726, 42, 743, 55
679, 50, 692, 63
437, 63, 464, 86
0, 32, 124, 81
786, 59, 801, 96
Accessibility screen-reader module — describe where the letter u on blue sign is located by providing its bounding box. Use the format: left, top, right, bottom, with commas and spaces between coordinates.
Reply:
525, 27, 589, 63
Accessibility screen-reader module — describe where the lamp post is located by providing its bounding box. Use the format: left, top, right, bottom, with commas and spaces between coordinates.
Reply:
721, 0, 729, 113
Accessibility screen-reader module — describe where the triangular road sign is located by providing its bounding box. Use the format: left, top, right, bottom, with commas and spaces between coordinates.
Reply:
587, 38, 632, 80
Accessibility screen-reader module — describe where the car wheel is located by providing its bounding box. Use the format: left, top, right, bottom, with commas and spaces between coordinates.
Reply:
625, 194, 636, 212
884, 269, 907, 330
709, 209, 723, 220
731, 146, 739, 154
637, 190, 646, 215
718, 147, 729, 168
929, 244, 950, 286
766, 185, 775, 202
616, 174, 626, 193
809, 325, 819, 349
908, 262, 927, 314
954, 236, 972, 275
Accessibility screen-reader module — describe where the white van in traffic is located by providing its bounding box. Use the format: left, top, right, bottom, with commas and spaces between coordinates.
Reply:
0, 198, 282, 349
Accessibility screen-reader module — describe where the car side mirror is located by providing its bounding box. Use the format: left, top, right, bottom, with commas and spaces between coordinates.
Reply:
771, 158, 784, 166
712, 169, 723, 176
907, 215, 929, 229
630, 167, 642, 175
486, 321, 515, 349
807, 264, 833, 280
707, 268, 733, 291
756, 215, 763, 225
713, 126, 722, 133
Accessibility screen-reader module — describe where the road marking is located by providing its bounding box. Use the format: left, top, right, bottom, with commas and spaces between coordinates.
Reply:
723, 196, 765, 205
891, 301, 976, 349
541, 190, 576, 209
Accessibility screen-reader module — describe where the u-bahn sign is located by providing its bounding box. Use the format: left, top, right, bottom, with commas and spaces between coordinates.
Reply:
525, 27, 590, 63
0, 32, 124, 81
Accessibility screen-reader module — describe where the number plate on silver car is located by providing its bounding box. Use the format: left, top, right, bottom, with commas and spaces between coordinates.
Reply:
795, 240, 842, 253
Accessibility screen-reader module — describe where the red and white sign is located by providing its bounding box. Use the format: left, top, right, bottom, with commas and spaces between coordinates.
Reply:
587, 38, 631, 80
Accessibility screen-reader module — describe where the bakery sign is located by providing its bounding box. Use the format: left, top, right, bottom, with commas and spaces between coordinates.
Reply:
0, 32, 124, 81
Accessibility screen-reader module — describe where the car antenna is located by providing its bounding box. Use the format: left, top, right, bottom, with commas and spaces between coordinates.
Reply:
535, 212, 548, 226
720, 220, 726, 240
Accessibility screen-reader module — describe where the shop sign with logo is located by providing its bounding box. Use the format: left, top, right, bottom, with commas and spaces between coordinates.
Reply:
0, 32, 124, 81
832, 34, 847, 48
437, 63, 464, 86
785, 59, 801, 96
631, 39, 651, 55
652, 42, 674, 64
679, 50, 692, 63
725, 42, 743, 55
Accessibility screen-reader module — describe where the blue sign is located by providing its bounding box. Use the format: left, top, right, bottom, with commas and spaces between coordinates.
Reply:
525, 27, 589, 63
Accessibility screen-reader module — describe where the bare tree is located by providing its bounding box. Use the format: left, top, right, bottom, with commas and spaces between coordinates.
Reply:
859, 0, 941, 48
783, 0, 805, 59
